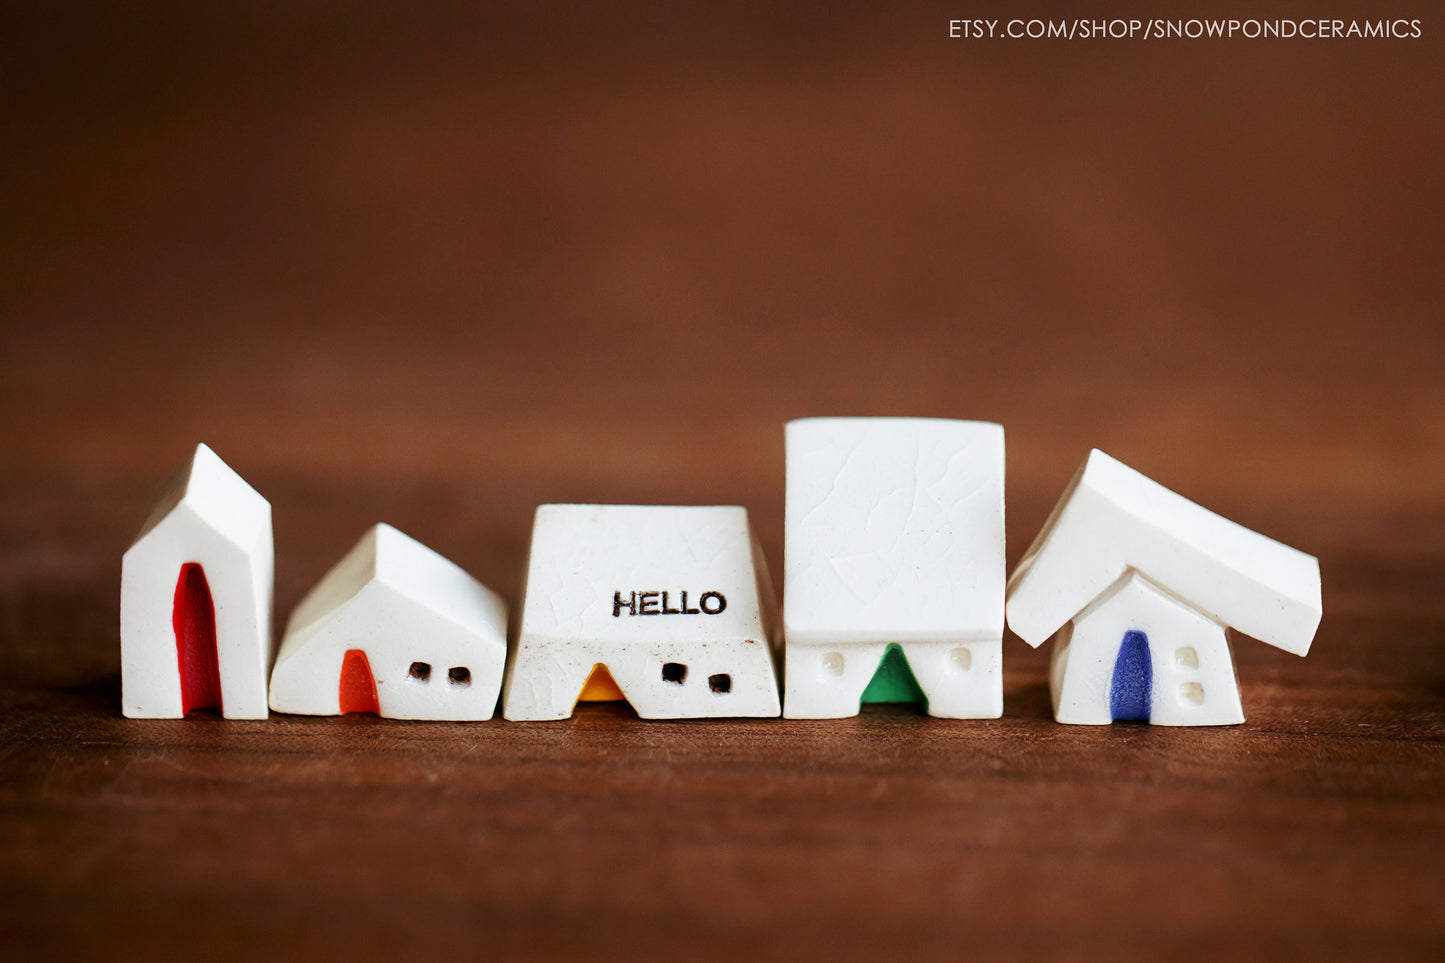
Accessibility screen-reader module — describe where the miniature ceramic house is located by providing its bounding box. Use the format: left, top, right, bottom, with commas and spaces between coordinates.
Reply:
269, 524, 508, 720
1006, 450, 1322, 726
120, 443, 273, 718
502, 504, 781, 720
782, 417, 1006, 719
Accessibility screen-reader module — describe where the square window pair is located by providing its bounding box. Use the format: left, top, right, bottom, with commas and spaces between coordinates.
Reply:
409, 662, 470, 685
659, 662, 730, 693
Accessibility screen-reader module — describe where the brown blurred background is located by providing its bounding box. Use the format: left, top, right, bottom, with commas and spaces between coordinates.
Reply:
1, 2, 1442, 960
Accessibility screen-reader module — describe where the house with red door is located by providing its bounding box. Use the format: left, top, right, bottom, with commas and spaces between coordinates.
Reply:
268, 524, 508, 721
120, 443, 274, 718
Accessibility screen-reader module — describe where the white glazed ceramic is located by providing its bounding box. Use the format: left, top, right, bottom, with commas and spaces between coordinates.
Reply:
503, 504, 781, 720
269, 524, 507, 720
120, 443, 273, 719
782, 418, 1006, 719
1007, 449, 1322, 725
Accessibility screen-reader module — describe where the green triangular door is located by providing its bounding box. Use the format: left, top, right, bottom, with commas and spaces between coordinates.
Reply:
860, 644, 927, 709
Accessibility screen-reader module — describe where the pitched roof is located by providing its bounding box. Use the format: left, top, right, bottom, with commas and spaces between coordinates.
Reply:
280, 523, 507, 654
1006, 450, 1322, 656
129, 443, 270, 552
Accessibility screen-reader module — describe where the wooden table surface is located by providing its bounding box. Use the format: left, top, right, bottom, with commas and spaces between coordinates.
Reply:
2, 5, 1442, 960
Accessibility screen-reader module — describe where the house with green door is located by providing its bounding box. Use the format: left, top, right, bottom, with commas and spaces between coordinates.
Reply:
782, 417, 1005, 719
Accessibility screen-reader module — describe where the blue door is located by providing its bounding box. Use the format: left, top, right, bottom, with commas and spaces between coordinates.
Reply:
1109, 630, 1152, 722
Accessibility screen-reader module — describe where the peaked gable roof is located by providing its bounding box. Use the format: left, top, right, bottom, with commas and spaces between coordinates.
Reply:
128, 443, 271, 553
1006, 450, 1322, 656
280, 523, 507, 656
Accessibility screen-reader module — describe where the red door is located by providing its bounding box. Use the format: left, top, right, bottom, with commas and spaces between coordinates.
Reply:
172, 562, 222, 715
339, 649, 380, 714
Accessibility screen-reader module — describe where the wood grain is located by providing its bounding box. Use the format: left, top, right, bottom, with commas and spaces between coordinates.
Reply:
1, 4, 1442, 960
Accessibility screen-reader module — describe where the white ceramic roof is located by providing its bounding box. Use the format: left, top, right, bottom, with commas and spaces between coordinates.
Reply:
783, 417, 1005, 645
130, 443, 270, 552
278, 523, 507, 660
518, 504, 769, 645
1006, 450, 1322, 656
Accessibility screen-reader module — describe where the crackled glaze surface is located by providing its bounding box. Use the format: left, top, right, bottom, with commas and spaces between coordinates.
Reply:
503, 505, 781, 720
783, 418, 1004, 718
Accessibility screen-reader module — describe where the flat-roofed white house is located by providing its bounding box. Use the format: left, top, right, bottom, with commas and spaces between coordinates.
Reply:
269, 524, 508, 721
1006, 450, 1323, 726
782, 417, 1006, 719
120, 443, 273, 719
503, 504, 781, 720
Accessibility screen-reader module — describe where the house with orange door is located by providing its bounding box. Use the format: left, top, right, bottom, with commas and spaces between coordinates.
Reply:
268, 524, 508, 720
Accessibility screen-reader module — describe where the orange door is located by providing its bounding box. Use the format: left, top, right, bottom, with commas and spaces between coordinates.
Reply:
339, 649, 380, 714
172, 563, 222, 715
577, 663, 625, 702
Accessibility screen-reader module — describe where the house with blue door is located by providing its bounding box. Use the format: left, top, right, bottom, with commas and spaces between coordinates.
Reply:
1005, 450, 1322, 726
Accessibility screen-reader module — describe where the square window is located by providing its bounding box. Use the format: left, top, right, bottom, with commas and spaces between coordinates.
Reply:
409, 661, 432, 681
661, 662, 687, 684
448, 666, 471, 686
708, 673, 731, 694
